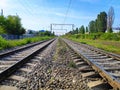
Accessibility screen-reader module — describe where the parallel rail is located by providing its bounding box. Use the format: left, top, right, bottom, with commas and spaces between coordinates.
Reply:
63, 38, 120, 89
0, 39, 49, 58
74, 41, 120, 61
0, 39, 55, 82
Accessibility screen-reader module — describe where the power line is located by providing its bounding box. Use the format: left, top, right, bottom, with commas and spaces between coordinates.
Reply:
18, 0, 34, 16
63, 0, 72, 24
24, 0, 35, 16
61, 0, 72, 32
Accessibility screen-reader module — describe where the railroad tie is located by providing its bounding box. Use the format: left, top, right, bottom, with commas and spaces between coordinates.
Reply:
87, 80, 104, 88
0, 85, 18, 90
9, 75, 27, 82
81, 71, 96, 77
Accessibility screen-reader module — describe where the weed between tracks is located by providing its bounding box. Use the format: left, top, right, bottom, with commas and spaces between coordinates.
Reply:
68, 61, 77, 68
43, 38, 89, 90
54, 39, 77, 68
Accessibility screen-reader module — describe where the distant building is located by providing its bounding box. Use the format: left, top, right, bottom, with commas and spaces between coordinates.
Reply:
39, 30, 45, 32
26, 29, 37, 34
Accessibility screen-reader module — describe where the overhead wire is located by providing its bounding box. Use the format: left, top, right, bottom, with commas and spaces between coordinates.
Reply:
24, 0, 35, 16
60, 0, 72, 34
63, 0, 72, 24
18, 0, 34, 16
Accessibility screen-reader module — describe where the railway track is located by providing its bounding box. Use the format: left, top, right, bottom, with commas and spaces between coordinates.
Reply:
0, 39, 55, 89
1, 37, 120, 89
63, 38, 120, 90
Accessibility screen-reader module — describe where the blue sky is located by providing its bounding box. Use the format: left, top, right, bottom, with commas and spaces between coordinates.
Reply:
0, 0, 120, 35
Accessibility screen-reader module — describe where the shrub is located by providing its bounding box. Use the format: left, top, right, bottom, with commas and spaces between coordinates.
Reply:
0, 36, 9, 49
0, 36, 54, 50
68, 61, 76, 68
100, 33, 120, 41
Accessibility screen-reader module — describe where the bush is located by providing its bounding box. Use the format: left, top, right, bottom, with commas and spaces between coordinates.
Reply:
65, 32, 120, 41
68, 61, 76, 68
100, 33, 120, 41
0, 36, 9, 49
0, 36, 54, 50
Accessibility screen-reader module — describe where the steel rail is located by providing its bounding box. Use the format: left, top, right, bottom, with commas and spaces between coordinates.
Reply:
71, 40, 120, 61
0, 39, 51, 58
63, 39, 120, 89
0, 39, 55, 82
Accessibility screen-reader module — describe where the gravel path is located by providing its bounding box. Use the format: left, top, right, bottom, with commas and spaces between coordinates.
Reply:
15, 38, 90, 90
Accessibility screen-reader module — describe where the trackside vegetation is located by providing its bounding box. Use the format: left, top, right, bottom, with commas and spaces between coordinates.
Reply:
0, 12, 56, 50
63, 33, 120, 54
64, 6, 120, 54
0, 15, 25, 35
66, 33, 120, 41
0, 36, 54, 50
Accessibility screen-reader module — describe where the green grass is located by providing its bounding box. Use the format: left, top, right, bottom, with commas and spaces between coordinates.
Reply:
0, 36, 54, 50
68, 61, 77, 68
64, 36, 120, 55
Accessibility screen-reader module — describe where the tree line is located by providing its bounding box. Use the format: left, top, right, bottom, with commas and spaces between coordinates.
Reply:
68, 6, 115, 34
0, 14, 26, 35
27, 29, 55, 36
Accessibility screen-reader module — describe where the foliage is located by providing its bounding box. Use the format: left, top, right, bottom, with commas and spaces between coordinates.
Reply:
0, 26, 6, 34
86, 26, 89, 33
0, 36, 9, 49
0, 15, 26, 35
68, 61, 77, 68
0, 16, 6, 28
79, 25, 85, 34
67, 11, 107, 35
89, 21, 96, 33
97, 12, 107, 33
0, 36, 54, 50
64, 32, 120, 41
0, 16, 6, 34
63, 34, 120, 54
6, 15, 25, 35
68, 28, 79, 34
107, 28, 113, 33
75, 28, 79, 34
100, 33, 119, 41
38, 31, 55, 36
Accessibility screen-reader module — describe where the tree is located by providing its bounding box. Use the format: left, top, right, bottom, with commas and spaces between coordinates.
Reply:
0, 15, 6, 34
39, 30, 55, 36
89, 21, 96, 33
0, 26, 6, 34
20, 27, 26, 35
97, 12, 107, 33
0, 16, 6, 27
6, 15, 25, 35
86, 26, 89, 33
107, 6, 115, 33
95, 19, 98, 32
79, 25, 85, 34
75, 28, 79, 34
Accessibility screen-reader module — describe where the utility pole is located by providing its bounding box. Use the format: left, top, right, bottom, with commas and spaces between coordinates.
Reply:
16, 13, 18, 16
72, 24, 74, 30
50, 24, 52, 32
1, 9, 3, 16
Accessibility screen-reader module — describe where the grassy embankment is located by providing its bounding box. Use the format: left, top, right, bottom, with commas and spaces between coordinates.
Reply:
63, 33, 120, 55
0, 36, 54, 50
